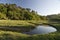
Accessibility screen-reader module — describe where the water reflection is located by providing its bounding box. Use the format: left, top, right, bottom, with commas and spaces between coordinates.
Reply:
25, 25, 57, 34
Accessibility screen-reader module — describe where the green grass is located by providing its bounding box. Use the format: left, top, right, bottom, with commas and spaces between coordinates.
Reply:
0, 30, 60, 40
0, 20, 34, 27
0, 20, 47, 27
0, 30, 30, 40
0, 20, 47, 33
0, 20, 33, 26
0, 20, 60, 40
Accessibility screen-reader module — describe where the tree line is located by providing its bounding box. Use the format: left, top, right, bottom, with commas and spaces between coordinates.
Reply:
0, 3, 45, 20
47, 14, 60, 22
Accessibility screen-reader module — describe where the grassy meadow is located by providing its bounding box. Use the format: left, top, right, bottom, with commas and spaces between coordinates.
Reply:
0, 20, 47, 32
0, 20, 45, 26
0, 20, 60, 40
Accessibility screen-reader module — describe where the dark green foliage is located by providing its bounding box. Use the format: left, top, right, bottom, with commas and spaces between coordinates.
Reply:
0, 33, 60, 40
0, 4, 42, 20
47, 14, 60, 22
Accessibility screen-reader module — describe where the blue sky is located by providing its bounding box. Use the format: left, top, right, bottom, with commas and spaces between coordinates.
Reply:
0, 0, 60, 15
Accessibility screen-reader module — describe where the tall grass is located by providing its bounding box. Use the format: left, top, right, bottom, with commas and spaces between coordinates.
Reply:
0, 30, 60, 40
0, 20, 47, 27
1, 20, 60, 40
0, 20, 47, 32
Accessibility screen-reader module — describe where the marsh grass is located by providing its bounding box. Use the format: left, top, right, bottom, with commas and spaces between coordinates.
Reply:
1, 20, 60, 40
0, 20, 47, 27
0, 30, 60, 40
0, 20, 47, 32
0, 20, 35, 27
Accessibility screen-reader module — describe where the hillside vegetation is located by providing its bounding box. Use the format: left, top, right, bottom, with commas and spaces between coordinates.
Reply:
47, 14, 60, 22
0, 3, 46, 20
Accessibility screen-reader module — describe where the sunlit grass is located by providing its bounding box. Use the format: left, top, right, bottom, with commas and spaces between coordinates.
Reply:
0, 20, 47, 27
0, 30, 59, 40
0, 20, 34, 27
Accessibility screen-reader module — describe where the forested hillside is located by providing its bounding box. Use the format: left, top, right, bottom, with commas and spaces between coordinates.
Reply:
0, 3, 44, 20
47, 14, 60, 22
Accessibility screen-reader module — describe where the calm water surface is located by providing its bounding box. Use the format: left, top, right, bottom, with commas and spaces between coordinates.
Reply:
25, 25, 57, 34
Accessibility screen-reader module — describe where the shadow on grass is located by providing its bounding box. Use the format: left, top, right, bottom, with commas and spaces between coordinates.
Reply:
0, 26, 35, 33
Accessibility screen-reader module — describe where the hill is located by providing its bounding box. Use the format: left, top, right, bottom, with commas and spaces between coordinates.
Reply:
0, 3, 43, 20
47, 14, 60, 22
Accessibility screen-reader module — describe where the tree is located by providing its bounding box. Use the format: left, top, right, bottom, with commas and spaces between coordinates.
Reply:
0, 3, 41, 20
